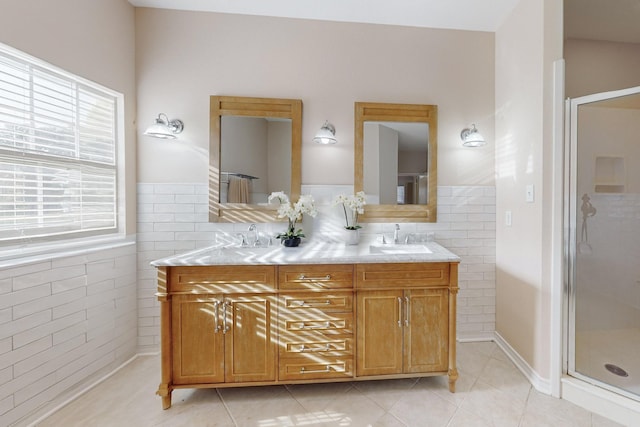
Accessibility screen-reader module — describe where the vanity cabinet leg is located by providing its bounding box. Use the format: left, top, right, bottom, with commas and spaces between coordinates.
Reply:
157, 385, 172, 409
161, 393, 172, 410
157, 270, 173, 410
448, 264, 459, 393
448, 368, 458, 392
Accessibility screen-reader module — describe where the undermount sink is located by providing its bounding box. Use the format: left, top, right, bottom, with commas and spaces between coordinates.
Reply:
369, 244, 432, 255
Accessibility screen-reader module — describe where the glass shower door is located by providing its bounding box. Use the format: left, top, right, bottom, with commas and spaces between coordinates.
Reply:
567, 86, 640, 400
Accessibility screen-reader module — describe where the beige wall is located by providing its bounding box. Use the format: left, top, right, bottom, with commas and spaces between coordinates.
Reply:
565, 39, 640, 98
135, 9, 496, 187
495, 0, 563, 382
0, 0, 137, 234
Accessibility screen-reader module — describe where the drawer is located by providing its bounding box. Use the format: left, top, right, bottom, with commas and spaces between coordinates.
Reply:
280, 292, 353, 313
356, 263, 450, 289
279, 356, 354, 381
283, 313, 353, 336
278, 264, 354, 290
168, 266, 276, 293
279, 336, 353, 357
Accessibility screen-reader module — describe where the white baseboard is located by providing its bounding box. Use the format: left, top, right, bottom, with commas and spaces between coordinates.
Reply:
457, 331, 495, 342
494, 331, 552, 395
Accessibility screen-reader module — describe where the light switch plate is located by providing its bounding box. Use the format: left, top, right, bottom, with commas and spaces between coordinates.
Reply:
526, 185, 534, 202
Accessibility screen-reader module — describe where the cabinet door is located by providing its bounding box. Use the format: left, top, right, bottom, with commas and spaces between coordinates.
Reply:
404, 289, 449, 373
225, 294, 277, 383
172, 295, 225, 385
356, 290, 403, 376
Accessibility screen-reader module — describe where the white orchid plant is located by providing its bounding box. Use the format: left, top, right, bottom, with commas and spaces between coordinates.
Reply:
267, 191, 318, 240
333, 191, 366, 230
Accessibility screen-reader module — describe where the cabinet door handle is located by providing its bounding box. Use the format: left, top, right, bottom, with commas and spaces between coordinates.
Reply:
222, 301, 231, 333
397, 297, 403, 328
405, 296, 410, 327
213, 301, 220, 333
298, 274, 331, 281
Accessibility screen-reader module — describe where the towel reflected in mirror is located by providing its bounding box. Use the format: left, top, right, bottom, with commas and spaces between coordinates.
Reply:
228, 176, 250, 203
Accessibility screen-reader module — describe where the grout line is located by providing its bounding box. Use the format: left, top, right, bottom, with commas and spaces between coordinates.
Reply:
216, 387, 239, 427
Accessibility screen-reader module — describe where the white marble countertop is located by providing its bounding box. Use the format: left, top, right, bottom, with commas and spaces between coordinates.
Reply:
151, 238, 460, 267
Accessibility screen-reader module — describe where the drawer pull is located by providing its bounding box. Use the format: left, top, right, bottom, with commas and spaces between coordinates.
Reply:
300, 365, 331, 374
295, 300, 331, 307
298, 321, 330, 330
298, 274, 331, 281
299, 344, 331, 353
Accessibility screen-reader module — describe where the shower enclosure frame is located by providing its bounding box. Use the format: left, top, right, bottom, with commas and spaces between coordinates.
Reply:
565, 84, 640, 403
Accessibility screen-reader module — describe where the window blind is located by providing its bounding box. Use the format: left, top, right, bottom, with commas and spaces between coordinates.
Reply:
0, 49, 118, 243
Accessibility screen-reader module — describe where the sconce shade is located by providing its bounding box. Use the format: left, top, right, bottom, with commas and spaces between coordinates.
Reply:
313, 120, 337, 144
144, 113, 184, 139
460, 124, 486, 147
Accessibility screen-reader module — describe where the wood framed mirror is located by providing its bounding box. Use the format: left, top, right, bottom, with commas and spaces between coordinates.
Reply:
354, 102, 437, 222
209, 96, 302, 222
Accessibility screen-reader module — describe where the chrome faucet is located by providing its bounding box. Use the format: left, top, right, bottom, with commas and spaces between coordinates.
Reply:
393, 224, 400, 244
248, 223, 259, 246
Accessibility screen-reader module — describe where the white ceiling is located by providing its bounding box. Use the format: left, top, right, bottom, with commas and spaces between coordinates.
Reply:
127, 0, 520, 32
128, 0, 640, 44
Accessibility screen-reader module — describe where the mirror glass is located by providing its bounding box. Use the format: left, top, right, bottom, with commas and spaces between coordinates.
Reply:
220, 116, 292, 204
209, 96, 302, 223
355, 102, 437, 222
363, 121, 429, 205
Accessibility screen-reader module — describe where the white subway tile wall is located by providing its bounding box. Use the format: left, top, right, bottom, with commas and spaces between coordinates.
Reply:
136, 183, 496, 353
0, 244, 137, 426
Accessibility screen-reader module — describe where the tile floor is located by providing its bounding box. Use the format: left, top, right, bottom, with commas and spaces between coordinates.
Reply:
36, 342, 624, 427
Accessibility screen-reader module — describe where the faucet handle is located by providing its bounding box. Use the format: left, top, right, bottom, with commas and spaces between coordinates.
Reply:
380, 234, 387, 244
237, 233, 248, 247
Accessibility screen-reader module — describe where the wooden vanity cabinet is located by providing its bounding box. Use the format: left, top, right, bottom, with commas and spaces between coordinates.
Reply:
356, 289, 448, 376
157, 265, 277, 409
355, 263, 458, 390
171, 293, 277, 385
156, 260, 458, 409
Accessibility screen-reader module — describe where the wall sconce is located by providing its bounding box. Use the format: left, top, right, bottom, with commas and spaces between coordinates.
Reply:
313, 120, 337, 144
144, 113, 184, 139
460, 124, 486, 147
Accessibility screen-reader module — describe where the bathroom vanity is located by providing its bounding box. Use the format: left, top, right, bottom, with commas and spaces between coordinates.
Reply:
152, 241, 459, 409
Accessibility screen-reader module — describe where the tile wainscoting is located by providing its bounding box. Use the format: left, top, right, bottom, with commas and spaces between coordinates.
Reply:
0, 242, 137, 426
